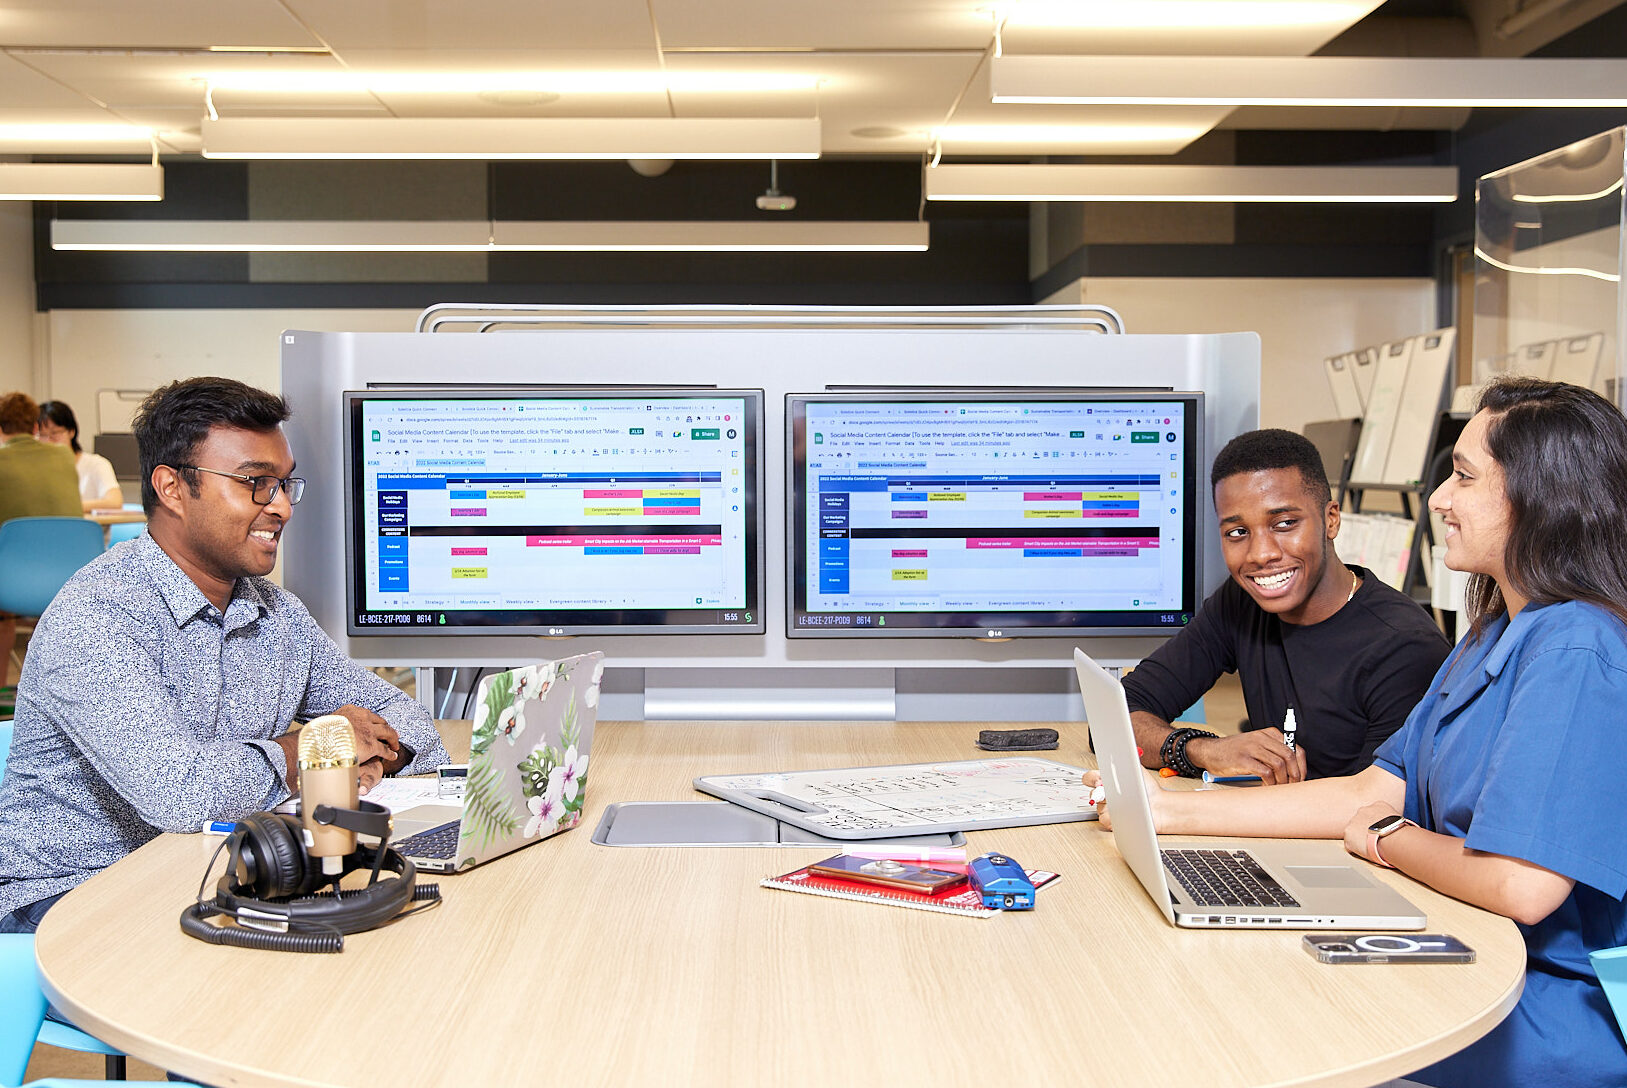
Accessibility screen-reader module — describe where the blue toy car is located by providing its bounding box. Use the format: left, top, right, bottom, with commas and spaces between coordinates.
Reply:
969, 852, 1036, 910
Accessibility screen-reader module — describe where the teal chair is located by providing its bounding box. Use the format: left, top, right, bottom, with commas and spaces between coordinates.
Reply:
0, 518, 103, 683
1590, 945, 1627, 1041
0, 934, 195, 1086
0, 732, 126, 1080
0, 520, 103, 619
102, 524, 141, 547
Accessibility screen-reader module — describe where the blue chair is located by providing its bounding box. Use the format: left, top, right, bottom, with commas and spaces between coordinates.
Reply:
1590, 945, 1627, 1041
0, 519, 104, 619
0, 727, 127, 1080
102, 524, 142, 548
0, 934, 197, 1087
0, 519, 103, 682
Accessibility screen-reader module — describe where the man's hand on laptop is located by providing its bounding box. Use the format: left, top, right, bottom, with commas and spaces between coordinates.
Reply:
1186, 731, 1307, 785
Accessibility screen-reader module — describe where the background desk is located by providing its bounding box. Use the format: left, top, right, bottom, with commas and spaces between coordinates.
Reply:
36, 721, 1524, 1088
83, 509, 144, 548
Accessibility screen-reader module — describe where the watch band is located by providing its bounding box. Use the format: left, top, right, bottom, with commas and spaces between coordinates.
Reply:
1366, 818, 1416, 868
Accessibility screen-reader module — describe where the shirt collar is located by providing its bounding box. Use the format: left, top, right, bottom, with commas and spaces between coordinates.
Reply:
1480, 602, 1552, 677
132, 532, 271, 631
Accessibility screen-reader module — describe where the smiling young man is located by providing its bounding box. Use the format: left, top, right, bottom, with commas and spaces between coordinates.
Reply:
1119, 428, 1450, 783
0, 377, 448, 933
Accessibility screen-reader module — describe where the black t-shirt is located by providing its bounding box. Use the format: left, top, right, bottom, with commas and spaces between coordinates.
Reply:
1120, 565, 1452, 779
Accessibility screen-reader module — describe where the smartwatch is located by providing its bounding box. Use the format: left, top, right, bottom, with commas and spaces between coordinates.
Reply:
1365, 814, 1416, 868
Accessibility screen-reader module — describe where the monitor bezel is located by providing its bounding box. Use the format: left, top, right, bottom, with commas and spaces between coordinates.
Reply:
343, 385, 766, 637
784, 387, 1205, 639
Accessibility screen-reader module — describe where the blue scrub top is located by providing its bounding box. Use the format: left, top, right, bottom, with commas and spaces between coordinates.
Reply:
1372, 601, 1627, 1088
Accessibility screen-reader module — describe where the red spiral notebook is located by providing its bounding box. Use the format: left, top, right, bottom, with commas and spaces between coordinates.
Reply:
761, 864, 1060, 918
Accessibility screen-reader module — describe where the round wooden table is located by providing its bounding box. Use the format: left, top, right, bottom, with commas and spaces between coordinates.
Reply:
36, 720, 1524, 1088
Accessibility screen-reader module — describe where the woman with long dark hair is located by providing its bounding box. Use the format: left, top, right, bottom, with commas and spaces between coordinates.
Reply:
1102, 377, 1627, 1087
35, 400, 122, 512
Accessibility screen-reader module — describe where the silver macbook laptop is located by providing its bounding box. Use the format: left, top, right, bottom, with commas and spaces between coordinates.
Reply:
1073, 648, 1425, 930
392, 651, 603, 873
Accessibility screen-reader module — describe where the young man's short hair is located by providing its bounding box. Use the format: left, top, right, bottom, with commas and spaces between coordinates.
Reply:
132, 378, 291, 514
1210, 428, 1333, 507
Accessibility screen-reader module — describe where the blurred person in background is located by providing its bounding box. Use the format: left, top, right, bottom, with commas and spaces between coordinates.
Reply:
0, 391, 81, 688
36, 400, 123, 513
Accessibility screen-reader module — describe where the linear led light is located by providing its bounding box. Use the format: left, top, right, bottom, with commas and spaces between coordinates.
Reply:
204, 70, 820, 95
51, 220, 490, 251
990, 55, 1627, 107
50, 219, 929, 252
0, 163, 163, 201
932, 123, 1210, 146
201, 117, 821, 159
495, 221, 926, 251
924, 164, 1457, 202
1002, 0, 1376, 29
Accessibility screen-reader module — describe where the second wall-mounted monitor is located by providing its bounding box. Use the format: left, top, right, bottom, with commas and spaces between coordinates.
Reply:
344, 387, 764, 637
786, 389, 1204, 638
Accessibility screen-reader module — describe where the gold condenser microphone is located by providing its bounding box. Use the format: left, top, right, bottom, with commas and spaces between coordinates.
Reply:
298, 715, 359, 876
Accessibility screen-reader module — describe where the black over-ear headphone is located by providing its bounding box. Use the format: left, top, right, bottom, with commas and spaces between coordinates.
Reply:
180, 802, 439, 952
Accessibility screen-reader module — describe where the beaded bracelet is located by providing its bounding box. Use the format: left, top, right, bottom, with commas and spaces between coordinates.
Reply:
1158, 727, 1185, 771
1161, 726, 1220, 778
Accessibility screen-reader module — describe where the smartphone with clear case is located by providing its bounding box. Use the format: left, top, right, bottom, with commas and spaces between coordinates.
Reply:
1302, 934, 1475, 964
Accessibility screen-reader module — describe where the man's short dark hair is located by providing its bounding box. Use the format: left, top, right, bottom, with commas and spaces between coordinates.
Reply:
0, 391, 38, 435
132, 378, 291, 514
1210, 428, 1332, 507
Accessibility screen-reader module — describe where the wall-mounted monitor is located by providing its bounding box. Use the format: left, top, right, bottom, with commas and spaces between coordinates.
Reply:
786, 389, 1204, 638
344, 388, 764, 636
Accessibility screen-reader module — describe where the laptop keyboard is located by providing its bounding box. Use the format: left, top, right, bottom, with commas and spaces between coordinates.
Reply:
1162, 848, 1301, 908
395, 819, 462, 859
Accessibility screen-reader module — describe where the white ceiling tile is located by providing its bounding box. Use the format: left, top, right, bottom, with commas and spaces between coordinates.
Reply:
653, 0, 996, 51
286, 0, 658, 53
0, 0, 316, 48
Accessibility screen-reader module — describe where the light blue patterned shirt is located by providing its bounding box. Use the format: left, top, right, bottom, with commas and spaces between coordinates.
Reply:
0, 532, 447, 916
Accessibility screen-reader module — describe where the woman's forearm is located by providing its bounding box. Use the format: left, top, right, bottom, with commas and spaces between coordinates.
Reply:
1155, 764, 1405, 839
1372, 826, 1574, 926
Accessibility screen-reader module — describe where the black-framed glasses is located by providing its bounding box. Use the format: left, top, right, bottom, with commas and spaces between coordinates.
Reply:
178, 465, 306, 506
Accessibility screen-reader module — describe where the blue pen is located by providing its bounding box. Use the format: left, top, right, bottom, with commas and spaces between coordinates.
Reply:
201, 820, 237, 835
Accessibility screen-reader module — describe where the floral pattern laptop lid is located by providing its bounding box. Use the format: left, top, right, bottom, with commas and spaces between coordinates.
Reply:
456, 651, 604, 870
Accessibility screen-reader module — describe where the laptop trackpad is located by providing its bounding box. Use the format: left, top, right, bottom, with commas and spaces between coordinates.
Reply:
393, 804, 464, 840
1285, 865, 1377, 889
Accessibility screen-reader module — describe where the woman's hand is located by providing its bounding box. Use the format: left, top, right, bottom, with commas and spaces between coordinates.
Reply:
1343, 800, 1401, 863
1081, 767, 1168, 831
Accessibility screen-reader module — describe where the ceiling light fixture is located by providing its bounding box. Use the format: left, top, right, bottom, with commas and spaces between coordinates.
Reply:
1002, 0, 1377, 29
932, 123, 1210, 146
990, 55, 1627, 106
0, 163, 163, 201
200, 117, 822, 160
924, 163, 1457, 202
50, 219, 928, 252
203, 71, 819, 95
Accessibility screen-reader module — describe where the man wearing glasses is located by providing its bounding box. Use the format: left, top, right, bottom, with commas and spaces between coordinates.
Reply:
0, 377, 448, 933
